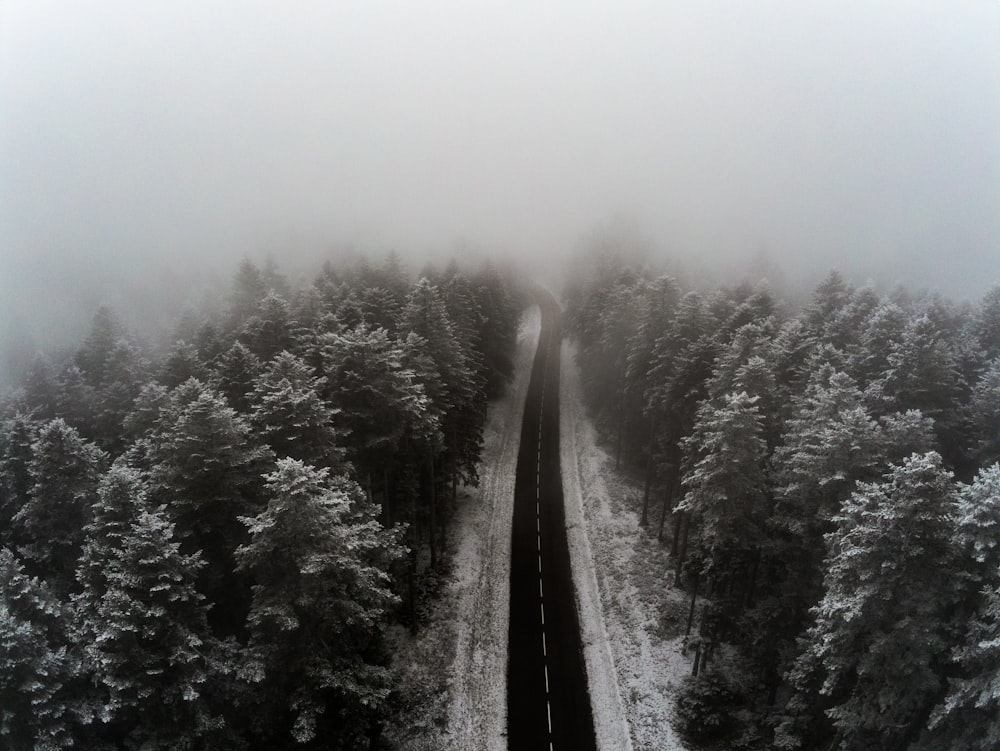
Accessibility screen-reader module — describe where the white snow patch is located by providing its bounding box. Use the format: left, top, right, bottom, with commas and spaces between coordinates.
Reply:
561, 351, 633, 751
560, 340, 691, 751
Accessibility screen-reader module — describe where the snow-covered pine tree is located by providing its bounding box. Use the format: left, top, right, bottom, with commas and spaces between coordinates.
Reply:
250, 350, 345, 471
971, 357, 1000, 468
145, 378, 272, 634
14, 419, 106, 593
159, 341, 207, 390
318, 324, 432, 514
913, 463, 1000, 749
0, 414, 36, 550
242, 292, 293, 362
679, 390, 768, 640
235, 459, 404, 747
0, 547, 79, 750
211, 340, 262, 414
76, 464, 219, 749
776, 452, 960, 750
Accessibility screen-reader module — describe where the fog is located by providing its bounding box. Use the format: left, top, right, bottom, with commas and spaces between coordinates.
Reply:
2, 1, 999, 381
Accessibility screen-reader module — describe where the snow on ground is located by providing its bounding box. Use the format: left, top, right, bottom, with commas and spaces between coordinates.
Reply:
561, 339, 692, 751
561, 360, 633, 750
386, 305, 540, 751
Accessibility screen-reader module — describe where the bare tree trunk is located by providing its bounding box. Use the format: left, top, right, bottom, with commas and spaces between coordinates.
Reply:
409, 491, 417, 632
658, 471, 676, 542
614, 365, 626, 469
640, 416, 656, 527
428, 449, 437, 571
451, 424, 459, 512
383, 468, 390, 524
744, 547, 761, 611
674, 512, 690, 586
685, 570, 699, 637
691, 642, 701, 677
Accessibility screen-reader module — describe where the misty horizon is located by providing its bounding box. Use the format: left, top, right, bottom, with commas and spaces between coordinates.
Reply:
2, 1, 998, 380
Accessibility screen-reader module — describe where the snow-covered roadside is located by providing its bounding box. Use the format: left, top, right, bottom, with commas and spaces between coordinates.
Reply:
560, 339, 691, 751
386, 304, 541, 751
443, 303, 540, 750
561, 354, 633, 750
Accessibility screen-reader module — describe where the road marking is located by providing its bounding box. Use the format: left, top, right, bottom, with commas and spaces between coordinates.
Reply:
540, 602, 545, 626
539, 578, 543, 598
543, 632, 548, 659
547, 702, 552, 733
537, 517, 540, 533
538, 555, 542, 573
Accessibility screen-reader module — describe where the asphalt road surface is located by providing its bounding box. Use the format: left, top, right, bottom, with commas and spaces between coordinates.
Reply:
507, 292, 596, 751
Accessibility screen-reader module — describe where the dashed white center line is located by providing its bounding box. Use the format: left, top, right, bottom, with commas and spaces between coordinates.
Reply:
538, 341, 556, 749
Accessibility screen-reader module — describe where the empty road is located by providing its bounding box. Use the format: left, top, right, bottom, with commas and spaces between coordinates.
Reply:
507, 292, 596, 751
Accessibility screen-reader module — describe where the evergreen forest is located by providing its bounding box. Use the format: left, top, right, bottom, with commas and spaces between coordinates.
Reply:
0, 255, 521, 750
565, 259, 1000, 750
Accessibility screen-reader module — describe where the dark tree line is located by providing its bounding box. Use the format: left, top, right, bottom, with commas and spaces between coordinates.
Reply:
566, 261, 1000, 750
0, 255, 521, 750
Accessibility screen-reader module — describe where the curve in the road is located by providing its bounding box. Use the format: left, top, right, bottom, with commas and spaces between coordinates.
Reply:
508, 292, 596, 751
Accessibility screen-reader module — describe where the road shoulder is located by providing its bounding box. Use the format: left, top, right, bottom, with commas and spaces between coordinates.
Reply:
560, 339, 690, 751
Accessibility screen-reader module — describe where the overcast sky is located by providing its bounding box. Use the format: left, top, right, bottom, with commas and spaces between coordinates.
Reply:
1, 1, 999, 363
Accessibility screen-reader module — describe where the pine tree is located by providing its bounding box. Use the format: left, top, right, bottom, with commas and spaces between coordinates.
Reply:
91, 339, 149, 451
0, 415, 36, 550
645, 290, 719, 539
235, 459, 403, 747
229, 259, 267, 329
250, 351, 345, 470
921, 584, 1000, 750
53, 364, 98, 437
803, 271, 852, 343
145, 379, 272, 633
0, 547, 87, 751
879, 313, 966, 460
679, 390, 768, 643
76, 468, 219, 750
974, 283, 1000, 360
75, 306, 126, 387
318, 325, 432, 508
777, 453, 960, 750
472, 262, 520, 397
0, 547, 78, 750
211, 341, 262, 414
21, 354, 59, 420
242, 292, 293, 361
971, 357, 1000, 468
160, 340, 207, 389
853, 301, 908, 391
761, 367, 888, 701
14, 419, 106, 592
